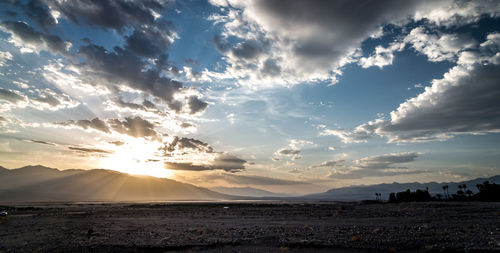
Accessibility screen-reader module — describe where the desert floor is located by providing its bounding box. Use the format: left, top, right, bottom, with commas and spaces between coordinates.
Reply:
0, 201, 499, 252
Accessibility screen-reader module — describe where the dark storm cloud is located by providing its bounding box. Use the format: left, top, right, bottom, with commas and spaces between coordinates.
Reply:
0, 88, 25, 103
52, 0, 164, 31
1, 0, 58, 31
68, 146, 113, 154
249, 0, 421, 61
23, 0, 57, 31
1, 21, 69, 55
187, 96, 208, 114
108, 116, 158, 138
77, 44, 183, 111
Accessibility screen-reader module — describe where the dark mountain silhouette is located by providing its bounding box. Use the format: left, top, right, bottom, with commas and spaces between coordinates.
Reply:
302, 175, 500, 201
0, 165, 232, 202
210, 186, 291, 197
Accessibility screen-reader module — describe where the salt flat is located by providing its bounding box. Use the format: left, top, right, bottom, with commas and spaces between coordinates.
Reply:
0, 202, 499, 252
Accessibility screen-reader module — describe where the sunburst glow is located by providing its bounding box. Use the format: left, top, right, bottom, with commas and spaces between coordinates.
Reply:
99, 138, 172, 178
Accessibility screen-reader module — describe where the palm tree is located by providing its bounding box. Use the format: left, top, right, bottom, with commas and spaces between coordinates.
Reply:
442, 185, 449, 199
436, 193, 442, 200
465, 189, 473, 197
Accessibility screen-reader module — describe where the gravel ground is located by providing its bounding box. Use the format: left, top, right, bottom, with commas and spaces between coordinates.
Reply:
0, 201, 499, 252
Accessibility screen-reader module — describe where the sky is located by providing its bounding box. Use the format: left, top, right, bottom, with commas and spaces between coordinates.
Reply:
0, 0, 499, 195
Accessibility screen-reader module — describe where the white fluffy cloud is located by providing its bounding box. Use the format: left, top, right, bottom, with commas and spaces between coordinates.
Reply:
405, 27, 477, 62
323, 32, 500, 143
359, 42, 405, 69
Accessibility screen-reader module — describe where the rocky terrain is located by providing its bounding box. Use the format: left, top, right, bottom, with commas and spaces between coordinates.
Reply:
0, 201, 499, 252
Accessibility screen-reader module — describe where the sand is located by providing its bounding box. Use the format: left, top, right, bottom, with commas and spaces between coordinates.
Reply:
0, 201, 499, 252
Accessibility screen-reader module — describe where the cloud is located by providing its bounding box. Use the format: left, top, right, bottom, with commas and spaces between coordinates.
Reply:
68, 146, 113, 154
0, 88, 26, 103
320, 119, 383, 143
165, 153, 246, 172
109, 141, 125, 146
0, 51, 13, 67
57, 118, 111, 133
212, 153, 246, 172
124, 21, 176, 57
162, 136, 214, 153
22, 0, 59, 31
76, 44, 184, 111
56, 116, 158, 139
359, 42, 405, 69
276, 148, 300, 155
5, 0, 204, 115
208, 0, 498, 87
0, 87, 77, 112
30, 88, 80, 110
108, 116, 158, 139
323, 32, 500, 143
161, 136, 246, 172
327, 152, 425, 179
354, 152, 421, 170
108, 97, 167, 117
187, 96, 209, 114
309, 159, 345, 169
404, 26, 476, 62
1, 21, 71, 55
273, 139, 314, 160
29, 139, 56, 146
51, 0, 165, 31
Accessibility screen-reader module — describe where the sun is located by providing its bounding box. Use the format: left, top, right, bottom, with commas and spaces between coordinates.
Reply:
99, 139, 173, 178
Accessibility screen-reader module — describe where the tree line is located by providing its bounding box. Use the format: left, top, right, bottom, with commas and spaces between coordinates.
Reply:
383, 181, 500, 203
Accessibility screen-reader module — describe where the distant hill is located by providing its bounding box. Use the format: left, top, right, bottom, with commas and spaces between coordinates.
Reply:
0, 165, 232, 202
302, 175, 500, 201
210, 186, 291, 197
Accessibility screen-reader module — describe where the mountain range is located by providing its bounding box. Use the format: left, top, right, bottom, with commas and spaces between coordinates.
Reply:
1, 165, 498, 202
303, 175, 500, 201
0, 165, 230, 202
